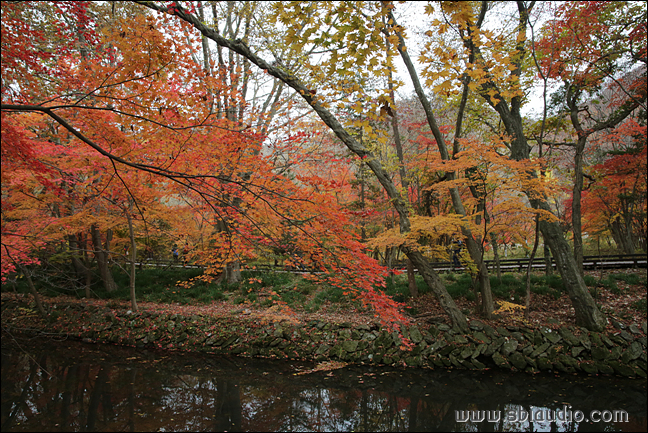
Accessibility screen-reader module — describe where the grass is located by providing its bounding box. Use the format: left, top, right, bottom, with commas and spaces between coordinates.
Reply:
632, 298, 647, 313
439, 272, 565, 303
383, 274, 429, 303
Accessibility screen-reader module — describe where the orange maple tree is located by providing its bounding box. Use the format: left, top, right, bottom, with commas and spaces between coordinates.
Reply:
1, 1, 410, 325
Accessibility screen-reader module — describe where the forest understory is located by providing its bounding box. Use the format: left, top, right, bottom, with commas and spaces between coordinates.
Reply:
3, 269, 645, 339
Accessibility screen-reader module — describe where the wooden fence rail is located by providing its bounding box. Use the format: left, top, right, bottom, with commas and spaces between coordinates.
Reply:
134, 254, 647, 274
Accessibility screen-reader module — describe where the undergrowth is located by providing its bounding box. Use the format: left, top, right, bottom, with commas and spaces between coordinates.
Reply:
2, 264, 646, 316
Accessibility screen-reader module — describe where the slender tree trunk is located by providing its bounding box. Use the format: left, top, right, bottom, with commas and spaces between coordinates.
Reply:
464, 236, 494, 317
18, 264, 47, 317
90, 224, 117, 293
490, 234, 502, 281
543, 241, 552, 276
80, 232, 92, 298
68, 234, 87, 285
126, 211, 138, 311
406, 259, 418, 298
572, 135, 587, 276
404, 247, 469, 333
525, 215, 540, 319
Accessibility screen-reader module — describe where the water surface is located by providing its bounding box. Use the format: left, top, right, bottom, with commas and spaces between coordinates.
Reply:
1, 336, 646, 432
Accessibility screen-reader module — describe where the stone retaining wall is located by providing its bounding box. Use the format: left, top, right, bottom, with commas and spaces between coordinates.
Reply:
2, 299, 646, 378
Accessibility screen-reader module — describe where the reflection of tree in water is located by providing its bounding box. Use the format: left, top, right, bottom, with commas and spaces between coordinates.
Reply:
2, 340, 647, 432
1, 350, 40, 431
212, 378, 242, 431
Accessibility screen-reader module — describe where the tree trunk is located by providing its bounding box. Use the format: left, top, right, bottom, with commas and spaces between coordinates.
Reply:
572, 135, 587, 276
491, 234, 502, 281
610, 217, 635, 254
126, 211, 138, 311
536, 204, 607, 331
18, 264, 47, 317
90, 224, 117, 293
68, 234, 88, 285
406, 259, 418, 298
404, 247, 469, 333
542, 238, 553, 275
525, 215, 540, 320
80, 232, 92, 298
225, 261, 241, 284
464, 236, 494, 318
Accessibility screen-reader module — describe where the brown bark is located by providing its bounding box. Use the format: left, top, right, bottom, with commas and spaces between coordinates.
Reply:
406, 259, 418, 298
534, 199, 607, 331
90, 224, 117, 293
543, 242, 553, 276
18, 264, 47, 317
404, 248, 469, 333
68, 234, 88, 284
491, 234, 502, 281
525, 215, 541, 320
126, 211, 138, 311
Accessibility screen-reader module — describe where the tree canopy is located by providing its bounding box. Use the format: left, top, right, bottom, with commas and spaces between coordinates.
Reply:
2, 1, 645, 332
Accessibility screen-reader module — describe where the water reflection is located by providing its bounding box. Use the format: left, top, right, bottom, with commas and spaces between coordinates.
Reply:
1, 337, 646, 432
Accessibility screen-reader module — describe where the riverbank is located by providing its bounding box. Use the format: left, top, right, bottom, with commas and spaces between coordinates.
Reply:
2, 292, 646, 378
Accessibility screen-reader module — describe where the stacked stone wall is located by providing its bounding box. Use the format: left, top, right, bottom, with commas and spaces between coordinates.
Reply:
2, 299, 646, 378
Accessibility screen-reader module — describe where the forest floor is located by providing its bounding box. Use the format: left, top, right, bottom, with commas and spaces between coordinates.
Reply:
406, 269, 647, 334
3, 269, 646, 336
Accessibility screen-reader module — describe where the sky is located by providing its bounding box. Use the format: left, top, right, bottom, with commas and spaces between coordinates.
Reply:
389, 1, 551, 119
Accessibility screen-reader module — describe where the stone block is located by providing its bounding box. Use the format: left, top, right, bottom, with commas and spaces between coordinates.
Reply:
580, 361, 598, 375
537, 356, 552, 370
529, 342, 550, 358
409, 326, 423, 343
540, 327, 562, 344
609, 360, 635, 377
579, 333, 591, 350
591, 346, 609, 361
571, 346, 585, 358
558, 327, 580, 346
621, 342, 643, 363
593, 361, 614, 375
508, 352, 527, 370
492, 352, 510, 368
501, 338, 519, 356
342, 340, 358, 352
472, 331, 491, 344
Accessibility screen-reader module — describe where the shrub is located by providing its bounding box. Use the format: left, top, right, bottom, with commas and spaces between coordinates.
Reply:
611, 273, 642, 285
446, 274, 473, 300
490, 274, 518, 298
583, 275, 598, 287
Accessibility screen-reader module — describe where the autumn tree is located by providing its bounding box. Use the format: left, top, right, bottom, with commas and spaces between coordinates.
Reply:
2, 1, 415, 327
134, 1, 479, 331
419, 1, 613, 331
580, 126, 647, 253
535, 0, 647, 270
